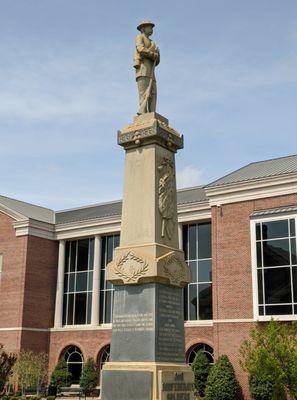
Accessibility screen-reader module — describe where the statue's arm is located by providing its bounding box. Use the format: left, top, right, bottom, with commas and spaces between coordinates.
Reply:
135, 36, 157, 61
155, 49, 160, 66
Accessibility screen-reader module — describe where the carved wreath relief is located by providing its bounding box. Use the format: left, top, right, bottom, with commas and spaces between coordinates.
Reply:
163, 253, 187, 285
158, 157, 175, 239
114, 251, 148, 283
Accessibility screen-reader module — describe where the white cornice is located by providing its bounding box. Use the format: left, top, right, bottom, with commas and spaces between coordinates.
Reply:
0, 204, 26, 221
13, 219, 55, 240
7, 199, 211, 241
205, 173, 297, 206
54, 215, 122, 240
0, 327, 49, 332
177, 201, 211, 222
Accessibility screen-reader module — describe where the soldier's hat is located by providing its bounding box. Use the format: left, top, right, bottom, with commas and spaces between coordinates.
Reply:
137, 20, 155, 31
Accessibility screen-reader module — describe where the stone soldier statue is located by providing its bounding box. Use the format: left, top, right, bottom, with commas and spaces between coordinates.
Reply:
134, 20, 160, 114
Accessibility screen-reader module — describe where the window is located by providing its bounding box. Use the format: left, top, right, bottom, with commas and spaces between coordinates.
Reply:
255, 217, 297, 317
63, 345, 84, 384
98, 344, 110, 378
183, 223, 212, 321
99, 234, 120, 324
63, 238, 94, 325
186, 343, 214, 364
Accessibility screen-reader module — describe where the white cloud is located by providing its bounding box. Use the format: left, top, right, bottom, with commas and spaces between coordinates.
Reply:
159, 49, 297, 117
176, 165, 204, 189
0, 43, 136, 123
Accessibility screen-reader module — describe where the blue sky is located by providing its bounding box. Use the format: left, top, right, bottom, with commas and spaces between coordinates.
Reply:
0, 0, 296, 210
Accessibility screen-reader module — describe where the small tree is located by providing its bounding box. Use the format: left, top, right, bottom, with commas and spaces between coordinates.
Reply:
240, 320, 297, 400
50, 359, 72, 390
205, 355, 239, 400
191, 350, 211, 397
0, 344, 16, 395
12, 351, 34, 395
33, 352, 48, 395
79, 358, 98, 395
12, 350, 48, 395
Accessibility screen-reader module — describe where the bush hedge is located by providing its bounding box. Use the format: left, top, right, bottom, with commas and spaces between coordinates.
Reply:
191, 350, 211, 397
205, 355, 239, 400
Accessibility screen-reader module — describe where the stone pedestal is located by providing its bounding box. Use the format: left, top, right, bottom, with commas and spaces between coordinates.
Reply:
100, 113, 194, 400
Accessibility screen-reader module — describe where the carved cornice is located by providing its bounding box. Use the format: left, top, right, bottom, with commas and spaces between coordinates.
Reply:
118, 113, 183, 152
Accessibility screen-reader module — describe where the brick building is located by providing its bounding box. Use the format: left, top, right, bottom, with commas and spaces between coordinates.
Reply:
0, 154, 297, 399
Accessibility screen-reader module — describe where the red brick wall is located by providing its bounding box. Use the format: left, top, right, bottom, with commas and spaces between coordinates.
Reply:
0, 212, 28, 353
0, 331, 21, 355
185, 326, 214, 355
20, 330, 50, 354
212, 193, 297, 399
0, 211, 58, 355
22, 236, 58, 330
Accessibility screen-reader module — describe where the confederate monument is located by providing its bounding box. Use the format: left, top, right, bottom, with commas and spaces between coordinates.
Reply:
100, 21, 194, 400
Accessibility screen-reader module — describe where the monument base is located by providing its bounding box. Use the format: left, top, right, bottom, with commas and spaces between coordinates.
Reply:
100, 362, 194, 400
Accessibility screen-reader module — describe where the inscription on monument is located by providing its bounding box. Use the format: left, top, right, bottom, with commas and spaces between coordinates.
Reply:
110, 284, 156, 362
156, 286, 185, 363
161, 372, 194, 400
113, 312, 154, 332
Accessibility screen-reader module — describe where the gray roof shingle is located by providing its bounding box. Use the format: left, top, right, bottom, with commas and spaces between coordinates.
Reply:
56, 200, 122, 224
207, 154, 297, 188
0, 195, 55, 224
251, 204, 297, 218
55, 186, 208, 224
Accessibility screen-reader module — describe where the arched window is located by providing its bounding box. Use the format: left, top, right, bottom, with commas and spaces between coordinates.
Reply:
186, 343, 214, 364
98, 344, 110, 376
63, 345, 84, 384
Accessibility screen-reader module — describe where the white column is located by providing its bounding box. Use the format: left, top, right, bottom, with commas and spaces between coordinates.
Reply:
178, 223, 183, 250
54, 240, 66, 328
91, 235, 101, 326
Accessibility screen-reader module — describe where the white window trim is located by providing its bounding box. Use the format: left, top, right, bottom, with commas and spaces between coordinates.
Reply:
250, 213, 297, 322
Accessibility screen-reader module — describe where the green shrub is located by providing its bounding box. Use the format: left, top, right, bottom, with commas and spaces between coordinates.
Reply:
240, 320, 297, 400
79, 358, 98, 395
205, 355, 239, 400
47, 396, 56, 400
10, 397, 25, 400
249, 373, 285, 400
50, 359, 71, 390
191, 350, 211, 397
26, 396, 42, 400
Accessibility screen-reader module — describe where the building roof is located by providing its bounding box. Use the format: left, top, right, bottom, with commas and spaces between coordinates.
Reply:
207, 154, 297, 188
55, 186, 208, 224
1, 154, 296, 225
56, 200, 122, 224
0, 195, 55, 224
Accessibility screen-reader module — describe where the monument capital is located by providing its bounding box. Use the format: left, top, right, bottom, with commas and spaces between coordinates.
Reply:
118, 113, 183, 152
